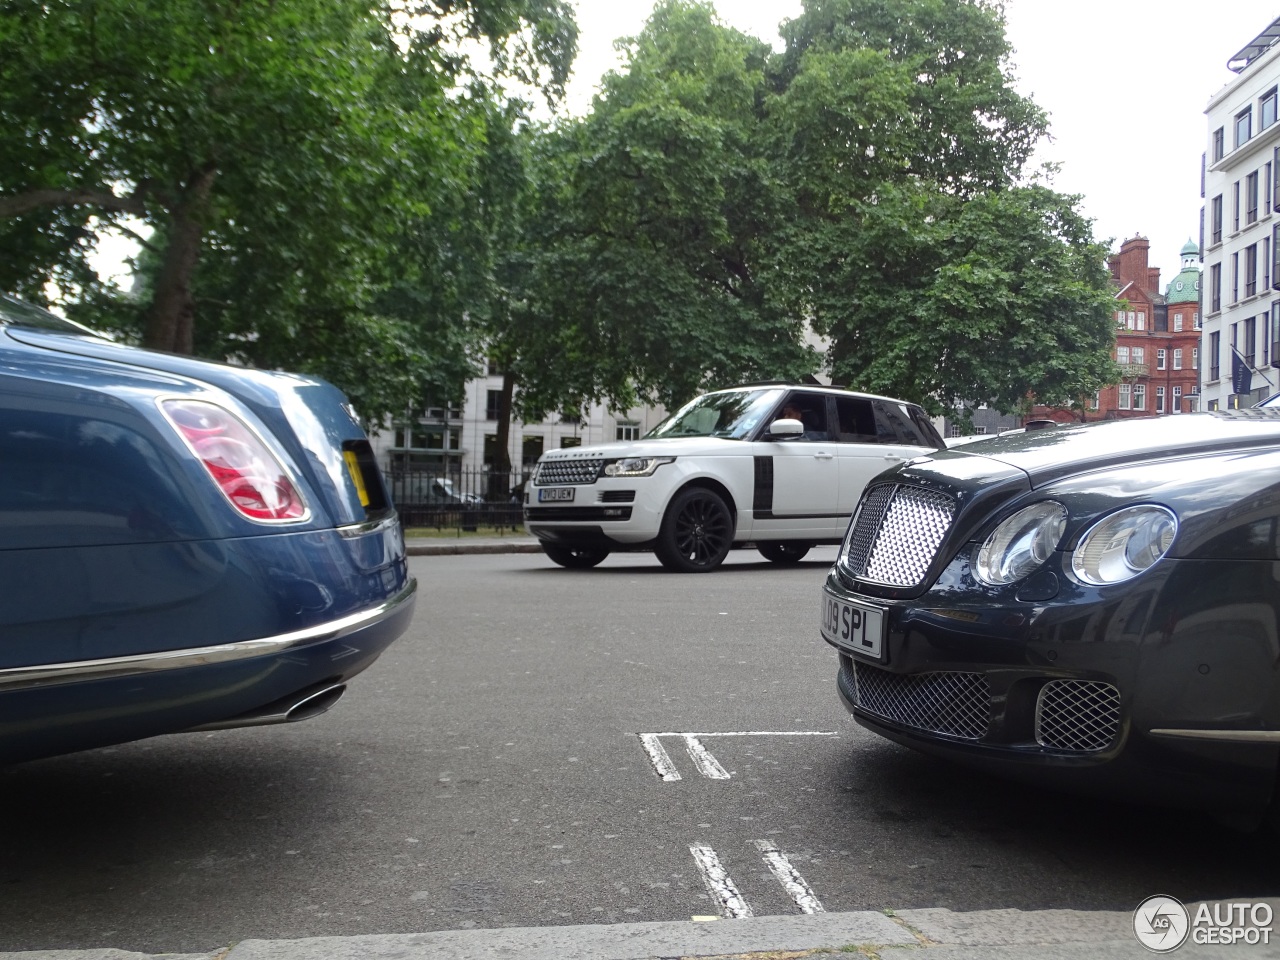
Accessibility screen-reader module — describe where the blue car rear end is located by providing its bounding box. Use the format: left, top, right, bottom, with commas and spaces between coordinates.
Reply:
0, 294, 415, 763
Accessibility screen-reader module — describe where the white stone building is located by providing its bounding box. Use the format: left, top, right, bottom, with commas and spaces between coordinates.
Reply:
1201, 16, 1280, 410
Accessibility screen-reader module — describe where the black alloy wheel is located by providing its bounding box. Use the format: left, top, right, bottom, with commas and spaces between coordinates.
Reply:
757, 541, 811, 564
542, 544, 610, 569
655, 487, 734, 572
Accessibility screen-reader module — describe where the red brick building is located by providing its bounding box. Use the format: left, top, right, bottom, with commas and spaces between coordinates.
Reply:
1034, 236, 1201, 421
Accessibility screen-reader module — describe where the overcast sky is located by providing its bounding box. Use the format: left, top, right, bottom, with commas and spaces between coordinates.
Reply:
561, 0, 1280, 285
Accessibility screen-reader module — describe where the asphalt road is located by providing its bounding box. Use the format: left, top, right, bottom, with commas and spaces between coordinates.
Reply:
1, 549, 1276, 953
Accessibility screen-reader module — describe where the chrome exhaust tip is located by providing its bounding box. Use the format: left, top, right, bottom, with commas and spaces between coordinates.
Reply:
182, 681, 348, 732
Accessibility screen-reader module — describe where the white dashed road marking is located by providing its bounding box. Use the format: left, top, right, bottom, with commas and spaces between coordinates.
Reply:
689, 841, 824, 918
639, 733, 681, 781
682, 735, 730, 780
689, 844, 754, 918
637, 731, 838, 781
753, 839, 825, 914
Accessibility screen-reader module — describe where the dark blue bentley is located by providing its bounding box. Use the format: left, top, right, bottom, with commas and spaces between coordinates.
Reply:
822, 412, 1280, 826
0, 294, 415, 764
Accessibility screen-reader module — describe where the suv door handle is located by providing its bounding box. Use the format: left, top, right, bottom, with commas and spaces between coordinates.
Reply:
813, 452, 835, 460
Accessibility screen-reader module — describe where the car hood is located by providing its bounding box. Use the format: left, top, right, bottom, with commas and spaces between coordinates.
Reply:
926, 412, 1280, 487
538, 436, 746, 461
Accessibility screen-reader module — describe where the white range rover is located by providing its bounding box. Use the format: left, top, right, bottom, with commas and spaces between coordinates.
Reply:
524, 383, 944, 572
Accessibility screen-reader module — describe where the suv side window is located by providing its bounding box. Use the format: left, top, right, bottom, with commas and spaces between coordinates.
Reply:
872, 400, 930, 445
778, 392, 830, 441
833, 396, 877, 442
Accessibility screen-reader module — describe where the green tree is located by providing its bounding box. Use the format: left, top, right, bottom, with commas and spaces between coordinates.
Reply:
764, 0, 1114, 413
0, 0, 575, 421
508, 0, 817, 421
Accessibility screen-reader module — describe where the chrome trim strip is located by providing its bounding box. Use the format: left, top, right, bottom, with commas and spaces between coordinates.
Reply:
336, 514, 401, 539
0, 579, 417, 693
1149, 728, 1280, 743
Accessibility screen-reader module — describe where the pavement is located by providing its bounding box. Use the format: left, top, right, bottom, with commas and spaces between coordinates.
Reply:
3, 906, 1274, 959
10, 540, 1271, 960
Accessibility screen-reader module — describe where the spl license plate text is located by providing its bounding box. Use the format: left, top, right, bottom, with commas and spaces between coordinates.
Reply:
538, 487, 575, 502
820, 591, 885, 660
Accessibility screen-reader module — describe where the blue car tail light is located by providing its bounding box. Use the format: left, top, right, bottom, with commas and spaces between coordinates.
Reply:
161, 398, 309, 522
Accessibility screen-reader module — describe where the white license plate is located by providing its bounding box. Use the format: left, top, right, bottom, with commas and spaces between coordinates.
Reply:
538, 487, 575, 503
820, 589, 885, 661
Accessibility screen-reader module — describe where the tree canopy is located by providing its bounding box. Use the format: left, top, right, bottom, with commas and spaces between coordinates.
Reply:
502, 0, 1115, 420
0, 0, 575, 420
1, 0, 1116, 428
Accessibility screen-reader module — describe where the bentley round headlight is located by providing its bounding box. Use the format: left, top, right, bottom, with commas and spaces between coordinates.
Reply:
974, 501, 1068, 585
1071, 505, 1177, 586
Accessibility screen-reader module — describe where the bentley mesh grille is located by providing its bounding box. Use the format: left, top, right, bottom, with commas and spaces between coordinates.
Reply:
852, 661, 990, 740
1036, 680, 1121, 752
844, 484, 956, 587
534, 459, 603, 485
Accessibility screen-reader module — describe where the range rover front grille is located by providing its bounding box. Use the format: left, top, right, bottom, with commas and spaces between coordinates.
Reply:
848, 660, 990, 740
843, 483, 955, 587
534, 459, 604, 485
1035, 679, 1121, 752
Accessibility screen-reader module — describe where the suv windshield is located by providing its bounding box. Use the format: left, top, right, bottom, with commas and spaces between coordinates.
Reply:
647, 388, 784, 440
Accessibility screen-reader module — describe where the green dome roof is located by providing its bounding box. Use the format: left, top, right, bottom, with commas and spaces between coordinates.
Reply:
1181, 239, 1199, 256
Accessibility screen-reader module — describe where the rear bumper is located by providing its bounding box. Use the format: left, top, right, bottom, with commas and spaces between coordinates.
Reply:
0, 579, 415, 764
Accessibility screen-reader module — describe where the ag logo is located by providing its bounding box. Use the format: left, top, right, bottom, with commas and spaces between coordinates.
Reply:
1133, 895, 1190, 953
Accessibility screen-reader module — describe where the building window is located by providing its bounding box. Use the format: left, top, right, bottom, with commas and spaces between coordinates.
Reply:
1137, 311, 1146, 331
1116, 345, 1129, 364
1132, 383, 1146, 411
1232, 251, 1240, 302
1234, 181, 1241, 232
1193, 346, 1199, 370
1173, 312, 1183, 332
1118, 383, 1132, 410
1210, 330, 1221, 380
521, 434, 545, 465
1245, 315, 1257, 365
1210, 262, 1222, 312
1088, 393, 1100, 411
1156, 386, 1166, 412
1264, 87, 1278, 131
1212, 195, 1223, 244
1195, 311, 1201, 329
615, 421, 640, 441
1237, 107, 1253, 148
1248, 171, 1260, 224
1173, 348, 1183, 370
1156, 348, 1166, 370
1173, 386, 1183, 413
485, 389, 502, 421
1132, 346, 1145, 365
1270, 162, 1276, 215
1246, 243, 1259, 297
1214, 126, 1225, 161
1268, 236, 1273, 290
560, 437, 581, 449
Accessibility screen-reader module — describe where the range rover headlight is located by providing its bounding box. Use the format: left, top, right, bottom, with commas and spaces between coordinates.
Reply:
974, 501, 1068, 585
1070, 505, 1177, 586
602, 456, 675, 477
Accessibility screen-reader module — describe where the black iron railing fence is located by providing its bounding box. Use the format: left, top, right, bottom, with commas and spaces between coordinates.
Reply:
384, 465, 529, 532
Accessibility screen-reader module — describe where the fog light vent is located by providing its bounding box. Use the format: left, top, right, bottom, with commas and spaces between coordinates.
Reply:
851, 661, 990, 740
1036, 679, 1121, 752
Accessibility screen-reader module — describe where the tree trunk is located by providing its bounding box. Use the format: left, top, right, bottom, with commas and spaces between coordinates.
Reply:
489, 371, 517, 501
142, 167, 216, 354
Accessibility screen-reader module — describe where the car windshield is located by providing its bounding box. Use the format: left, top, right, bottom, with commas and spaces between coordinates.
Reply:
0, 293, 102, 336
646, 388, 784, 440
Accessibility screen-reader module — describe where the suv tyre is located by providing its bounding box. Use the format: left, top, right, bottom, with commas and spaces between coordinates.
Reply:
542, 544, 610, 569
757, 541, 810, 564
655, 487, 733, 573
